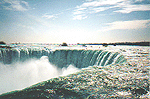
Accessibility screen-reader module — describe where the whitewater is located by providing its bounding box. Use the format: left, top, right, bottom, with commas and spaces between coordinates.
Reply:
0, 44, 149, 98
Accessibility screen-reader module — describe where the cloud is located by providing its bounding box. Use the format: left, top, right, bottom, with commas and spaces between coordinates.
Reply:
18, 24, 35, 30
85, 0, 93, 1
73, 0, 125, 20
42, 14, 56, 19
114, 2, 150, 13
73, 0, 150, 20
42, 13, 63, 20
103, 20, 150, 31
73, 15, 88, 20
80, 0, 125, 8
1, 0, 29, 11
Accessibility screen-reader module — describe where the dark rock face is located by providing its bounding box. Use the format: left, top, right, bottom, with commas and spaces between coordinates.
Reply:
128, 87, 148, 96
132, 88, 148, 95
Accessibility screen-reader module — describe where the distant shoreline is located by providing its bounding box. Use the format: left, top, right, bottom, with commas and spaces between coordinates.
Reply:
0, 41, 150, 47
78, 41, 150, 46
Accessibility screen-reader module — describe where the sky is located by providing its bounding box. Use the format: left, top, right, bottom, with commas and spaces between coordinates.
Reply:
0, 0, 150, 44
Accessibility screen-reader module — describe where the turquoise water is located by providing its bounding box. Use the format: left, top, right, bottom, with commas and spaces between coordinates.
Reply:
0, 44, 149, 98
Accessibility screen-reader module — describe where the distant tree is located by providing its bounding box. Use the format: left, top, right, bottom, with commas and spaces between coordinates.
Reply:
102, 43, 108, 47
0, 41, 6, 44
61, 42, 67, 46
82, 44, 87, 47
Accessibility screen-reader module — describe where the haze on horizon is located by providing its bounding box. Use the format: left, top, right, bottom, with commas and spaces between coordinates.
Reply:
0, 0, 150, 44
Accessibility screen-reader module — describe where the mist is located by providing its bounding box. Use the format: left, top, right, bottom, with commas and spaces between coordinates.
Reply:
0, 56, 80, 94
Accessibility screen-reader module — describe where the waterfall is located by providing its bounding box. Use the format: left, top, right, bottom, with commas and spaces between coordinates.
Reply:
0, 48, 126, 67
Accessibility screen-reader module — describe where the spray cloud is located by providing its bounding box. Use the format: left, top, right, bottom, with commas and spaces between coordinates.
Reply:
0, 56, 79, 94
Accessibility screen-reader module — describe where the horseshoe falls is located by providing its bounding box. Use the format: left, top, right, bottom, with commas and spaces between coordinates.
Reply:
0, 44, 149, 99
0, 48, 125, 67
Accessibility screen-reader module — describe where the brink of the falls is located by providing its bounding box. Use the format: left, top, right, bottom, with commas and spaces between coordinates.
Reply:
0, 45, 149, 99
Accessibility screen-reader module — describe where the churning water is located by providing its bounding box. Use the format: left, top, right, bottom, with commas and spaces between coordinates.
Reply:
0, 56, 80, 94
0, 44, 149, 98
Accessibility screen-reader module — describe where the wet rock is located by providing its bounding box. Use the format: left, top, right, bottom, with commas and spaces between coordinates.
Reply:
133, 88, 148, 95
129, 87, 148, 96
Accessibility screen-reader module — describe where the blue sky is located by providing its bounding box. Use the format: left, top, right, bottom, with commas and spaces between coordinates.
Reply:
0, 0, 150, 44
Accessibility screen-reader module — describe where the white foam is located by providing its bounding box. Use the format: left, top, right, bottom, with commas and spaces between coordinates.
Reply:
61, 65, 80, 76
0, 56, 79, 94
